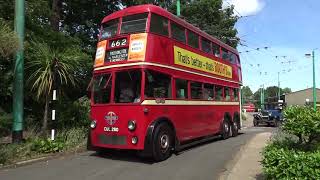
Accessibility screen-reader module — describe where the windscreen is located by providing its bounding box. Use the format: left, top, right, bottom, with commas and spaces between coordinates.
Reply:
93, 74, 112, 104
120, 13, 148, 34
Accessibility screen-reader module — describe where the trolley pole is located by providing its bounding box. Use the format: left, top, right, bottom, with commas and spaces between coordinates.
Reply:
12, 0, 25, 143
312, 50, 316, 111
260, 86, 263, 110
177, 0, 180, 16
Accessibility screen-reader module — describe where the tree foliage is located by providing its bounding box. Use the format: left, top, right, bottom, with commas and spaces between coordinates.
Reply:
168, 0, 238, 47
0, 19, 19, 58
241, 86, 253, 103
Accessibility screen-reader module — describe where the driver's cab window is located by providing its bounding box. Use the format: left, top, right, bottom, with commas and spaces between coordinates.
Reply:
145, 70, 172, 98
114, 70, 141, 103
93, 74, 112, 104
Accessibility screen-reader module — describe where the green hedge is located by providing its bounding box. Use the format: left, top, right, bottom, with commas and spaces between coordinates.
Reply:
262, 143, 320, 180
262, 106, 320, 179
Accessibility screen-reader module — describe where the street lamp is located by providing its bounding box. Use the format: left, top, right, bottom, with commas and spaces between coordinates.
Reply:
305, 50, 317, 111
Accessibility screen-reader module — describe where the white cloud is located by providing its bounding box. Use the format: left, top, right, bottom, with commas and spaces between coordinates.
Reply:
223, 0, 265, 16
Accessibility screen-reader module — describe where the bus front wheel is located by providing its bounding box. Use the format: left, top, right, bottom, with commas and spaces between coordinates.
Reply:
152, 123, 174, 162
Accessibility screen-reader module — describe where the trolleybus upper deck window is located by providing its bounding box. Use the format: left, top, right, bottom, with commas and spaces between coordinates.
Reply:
188, 30, 199, 49
121, 13, 148, 34
212, 43, 220, 58
101, 19, 119, 40
150, 13, 169, 36
171, 22, 186, 43
201, 38, 211, 54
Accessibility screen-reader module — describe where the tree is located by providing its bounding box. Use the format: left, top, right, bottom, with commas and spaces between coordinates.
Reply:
282, 87, 292, 94
25, 40, 89, 132
241, 86, 253, 103
265, 86, 279, 98
128, 0, 239, 47
168, 0, 239, 48
0, 18, 19, 112
253, 88, 262, 107
0, 19, 18, 58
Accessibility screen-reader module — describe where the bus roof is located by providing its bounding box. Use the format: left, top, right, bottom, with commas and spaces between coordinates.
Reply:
102, 4, 238, 55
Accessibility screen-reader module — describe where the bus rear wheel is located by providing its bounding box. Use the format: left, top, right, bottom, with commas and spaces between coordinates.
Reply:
152, 123, 173, 162
231, 121, 239, 137
221, 120, 230, 140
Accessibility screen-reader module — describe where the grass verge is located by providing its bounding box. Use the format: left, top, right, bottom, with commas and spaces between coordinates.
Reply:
0, 127, 87, 166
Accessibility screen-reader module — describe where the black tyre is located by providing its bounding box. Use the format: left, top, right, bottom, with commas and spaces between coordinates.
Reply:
253, 119, 259, 127
274, 120, 280, 127
231, 121, 239, 137
87, 130, 95, 151
221, 120, 231, 140
152, 123, 174, 162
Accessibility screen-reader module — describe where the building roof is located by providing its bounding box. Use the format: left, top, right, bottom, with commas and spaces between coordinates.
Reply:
284, 87, 320, 96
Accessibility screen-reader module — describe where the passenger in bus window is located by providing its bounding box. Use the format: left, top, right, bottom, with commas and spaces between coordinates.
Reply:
119, 83, 134, 102
204, 84, 214, 100
215, 86, 223, 101
225, 87, 231, 101
145, 70, 171, 98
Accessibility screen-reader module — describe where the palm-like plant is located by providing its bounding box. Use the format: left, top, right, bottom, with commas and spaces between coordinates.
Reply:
26, 41, 88, 132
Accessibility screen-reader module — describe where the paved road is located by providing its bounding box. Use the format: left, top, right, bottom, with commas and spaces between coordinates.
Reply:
0, 126, 273, 180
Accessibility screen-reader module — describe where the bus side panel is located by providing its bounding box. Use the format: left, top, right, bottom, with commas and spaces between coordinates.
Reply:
142, 103, 240, 143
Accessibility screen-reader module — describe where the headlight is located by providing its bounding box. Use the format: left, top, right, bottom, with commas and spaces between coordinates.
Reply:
268, 113, 272, 116
131, 136, 138, 144
90, 120, 97, 129
128, 120, 136, 131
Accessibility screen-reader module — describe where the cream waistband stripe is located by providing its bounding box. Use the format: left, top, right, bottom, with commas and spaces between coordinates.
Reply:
141, 100, 240, 106
94, 62, 241, 84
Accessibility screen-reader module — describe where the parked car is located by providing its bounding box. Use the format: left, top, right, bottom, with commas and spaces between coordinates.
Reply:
253, 109, 283, 127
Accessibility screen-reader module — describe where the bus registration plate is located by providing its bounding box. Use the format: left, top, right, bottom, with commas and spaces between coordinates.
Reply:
104, 127, 119, 132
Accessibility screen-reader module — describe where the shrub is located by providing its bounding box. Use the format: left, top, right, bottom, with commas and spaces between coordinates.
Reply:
283, 106, 320, 145
31, 138, 65, 153
0, 111, 12, 137
262, 142, 320, 180
57, 96, 90, 129
262, 106, 320, 179
57, 127, 87, 150
30, 127, 87, 153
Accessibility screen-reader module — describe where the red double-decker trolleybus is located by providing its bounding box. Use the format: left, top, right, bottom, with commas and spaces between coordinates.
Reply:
88, 5, 242, 161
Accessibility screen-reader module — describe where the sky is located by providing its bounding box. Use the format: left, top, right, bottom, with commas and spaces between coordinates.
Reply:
223, 0, 320, 92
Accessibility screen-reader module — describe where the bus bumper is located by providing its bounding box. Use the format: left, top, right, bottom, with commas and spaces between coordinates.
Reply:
89, 129, 146, 150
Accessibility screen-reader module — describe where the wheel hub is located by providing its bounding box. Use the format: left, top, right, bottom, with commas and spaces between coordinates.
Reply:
160, 134, 169, 151
224, 123, 229, 132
